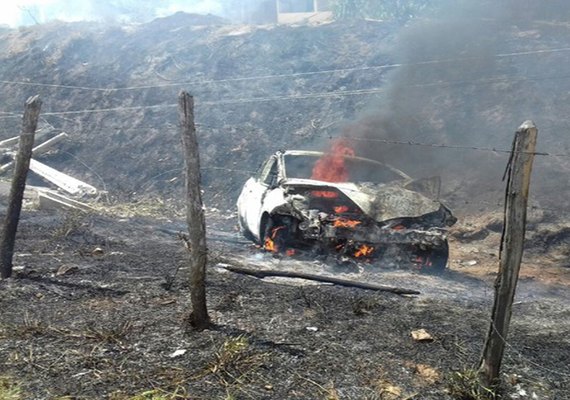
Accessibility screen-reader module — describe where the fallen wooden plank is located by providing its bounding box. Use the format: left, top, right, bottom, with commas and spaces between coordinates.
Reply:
0, 132, 69, 173
37, 190, 95, 212
215, 262, 420, 295
31, 132, 68, 156
0, 130, 48, 149
0, 136, 20, 149
29, 159, 97, 196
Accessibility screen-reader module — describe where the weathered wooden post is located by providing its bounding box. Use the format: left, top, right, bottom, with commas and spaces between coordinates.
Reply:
178, 91, 210, 330
0, 95, 42, 279
479, 120, 538, 387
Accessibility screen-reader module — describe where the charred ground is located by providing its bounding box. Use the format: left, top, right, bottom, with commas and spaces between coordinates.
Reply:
0, 205, 569, 399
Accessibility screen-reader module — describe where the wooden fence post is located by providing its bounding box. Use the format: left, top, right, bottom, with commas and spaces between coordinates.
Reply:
479, 120, 538, 387
0, 95, 42, 279
178, 91, 210, 330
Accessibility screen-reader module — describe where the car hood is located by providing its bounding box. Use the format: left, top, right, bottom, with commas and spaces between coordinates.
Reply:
281, 178, 441, 222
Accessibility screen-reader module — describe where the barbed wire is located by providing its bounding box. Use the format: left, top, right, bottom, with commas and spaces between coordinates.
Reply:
0, 85, 386, 118
2, 67, 570, 120
490, 319, 570, 379
1, 71, 570, 121
2, 45, 570, 92
324, 136, 570, 158
2, 116, 569, 159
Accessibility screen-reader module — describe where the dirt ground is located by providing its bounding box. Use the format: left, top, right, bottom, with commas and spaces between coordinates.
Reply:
0, 203, 569, 400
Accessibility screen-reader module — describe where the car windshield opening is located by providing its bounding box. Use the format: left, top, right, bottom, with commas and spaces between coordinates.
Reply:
284, 154, 404, 184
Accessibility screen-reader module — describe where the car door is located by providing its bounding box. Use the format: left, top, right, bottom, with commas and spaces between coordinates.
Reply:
239, 156, 278, 239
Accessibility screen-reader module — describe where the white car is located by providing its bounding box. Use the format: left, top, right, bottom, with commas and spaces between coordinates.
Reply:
237, 149, 456, 271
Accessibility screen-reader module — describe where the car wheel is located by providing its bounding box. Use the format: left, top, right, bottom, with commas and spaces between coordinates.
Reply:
238, 214, 255, 242
415, 241, 449, 273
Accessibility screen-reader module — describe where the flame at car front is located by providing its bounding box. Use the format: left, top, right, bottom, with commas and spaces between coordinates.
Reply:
264, 226, 284, 252
332, 217, 361, 228
354, 244, 375, 258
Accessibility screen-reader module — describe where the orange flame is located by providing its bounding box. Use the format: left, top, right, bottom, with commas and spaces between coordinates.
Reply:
311, 138, 355, 183
354, 244, 374, 258
264, 237, 276, 252
264, 226, 285, 253
415, 256, 432, 268
312, 190, 339, 198
334, 205, 349, 214
333, 218, 361, 228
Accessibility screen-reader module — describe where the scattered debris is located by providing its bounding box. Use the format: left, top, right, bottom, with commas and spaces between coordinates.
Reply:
91, 247, 104, 256
414, 364, 440, 383
0, 129, 98, 208
169, 349, 187, 358
458, 259, 479, 267
37, 189, 96, 212
30, 159, 97, 197
55, 264, 78, 276
411, 329, 434, 342
376, 380, 402, 399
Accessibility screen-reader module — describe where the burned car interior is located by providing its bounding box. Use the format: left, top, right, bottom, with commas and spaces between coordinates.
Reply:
237, 141, 456, 272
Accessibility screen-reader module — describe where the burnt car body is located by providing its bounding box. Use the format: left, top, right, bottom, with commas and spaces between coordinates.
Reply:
237, 150, 456, 271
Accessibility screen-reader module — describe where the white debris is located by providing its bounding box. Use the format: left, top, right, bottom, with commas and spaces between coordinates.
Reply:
511, 384, 528, 398
169, 349, 187, 358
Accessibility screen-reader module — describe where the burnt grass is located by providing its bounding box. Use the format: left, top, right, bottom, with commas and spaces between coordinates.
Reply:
0, 209, 569, 400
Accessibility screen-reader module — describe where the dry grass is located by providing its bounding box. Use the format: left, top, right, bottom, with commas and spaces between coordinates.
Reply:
204, 336, 270, 394
447, 368, 497, 400
1, 314, 49, 339
109, 387, 188, 400
51, 211, 89, 239
0, 376, 22, 400
94, 197, 184, 219
83, 320, 134, 345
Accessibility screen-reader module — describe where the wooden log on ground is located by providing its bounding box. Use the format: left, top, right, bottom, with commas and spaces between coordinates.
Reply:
215, 262, 420, 295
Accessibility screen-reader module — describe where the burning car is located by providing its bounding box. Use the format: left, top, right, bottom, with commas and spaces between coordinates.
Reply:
236, 140, 457, 271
